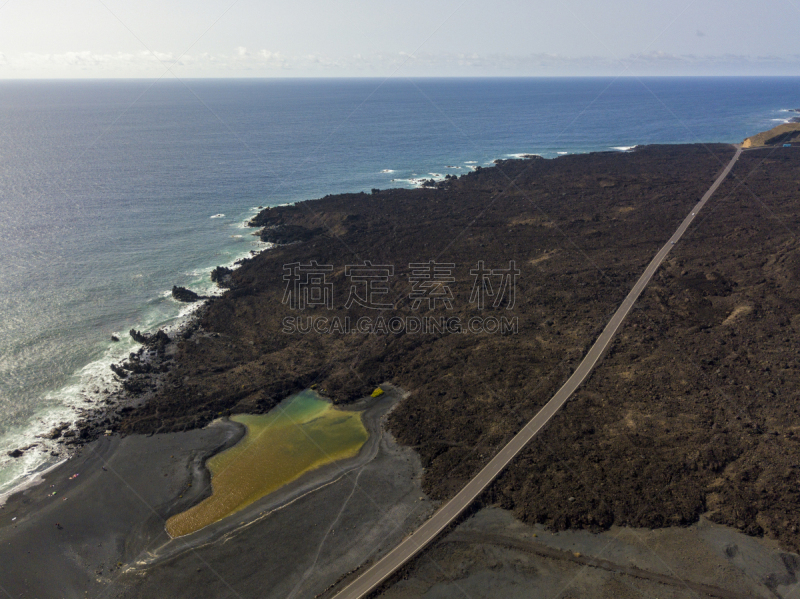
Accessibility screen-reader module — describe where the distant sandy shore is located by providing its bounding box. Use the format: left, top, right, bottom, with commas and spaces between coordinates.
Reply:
742, 121, 800, 147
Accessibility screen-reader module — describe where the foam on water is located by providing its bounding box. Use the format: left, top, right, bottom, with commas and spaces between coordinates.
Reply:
0, 201, 272, 496
0, 458, 67, 507
0, 333, 139, 494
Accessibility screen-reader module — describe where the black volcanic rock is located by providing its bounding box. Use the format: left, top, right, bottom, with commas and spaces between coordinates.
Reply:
260, 225, 322, 244
128, 328, 170, 348
44, 424, 69, 440
248, 206, 294, 228
172, 286, 206, 303
148, 330, 170, 348
110, 363, 128, 379
7, 449, 23, 458
129, 329, 149, 344
211, 266, 233, 287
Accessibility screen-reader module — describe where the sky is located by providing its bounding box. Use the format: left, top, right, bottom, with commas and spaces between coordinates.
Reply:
1, 0, 800, 78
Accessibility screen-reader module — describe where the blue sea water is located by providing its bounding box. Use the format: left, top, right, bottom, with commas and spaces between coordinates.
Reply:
0, 76, 798, 494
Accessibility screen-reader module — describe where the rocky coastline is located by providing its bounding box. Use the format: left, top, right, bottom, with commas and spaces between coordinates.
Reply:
3, 154, 563, 462
3, 141, 800, 599
11, 142, 800, 568
5, 294, 216, 463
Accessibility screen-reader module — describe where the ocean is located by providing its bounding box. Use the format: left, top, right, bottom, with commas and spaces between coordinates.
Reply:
0, 76, 798, 495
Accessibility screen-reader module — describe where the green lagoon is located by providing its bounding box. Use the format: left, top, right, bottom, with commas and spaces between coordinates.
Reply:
166, 391, 368, 537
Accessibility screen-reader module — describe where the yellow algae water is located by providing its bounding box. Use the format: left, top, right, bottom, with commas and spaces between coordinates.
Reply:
166, 391, 368, 537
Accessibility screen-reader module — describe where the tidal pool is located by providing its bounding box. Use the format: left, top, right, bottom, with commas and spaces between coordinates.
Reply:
166, 390, 368, 537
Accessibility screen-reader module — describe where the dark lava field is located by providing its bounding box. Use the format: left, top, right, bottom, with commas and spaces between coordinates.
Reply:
113, 143, 800, 551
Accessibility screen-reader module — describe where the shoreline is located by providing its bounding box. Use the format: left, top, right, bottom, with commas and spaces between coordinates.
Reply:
3, 140, 599, 506
2, 81, 794, 489
1, 140, 756, 494
0, 415, 247, 597
3, 137, 800, 596
0, 209, 273, 498
0, 456, 67, 507
2, 141, 646, 483
0, 150, 511, 493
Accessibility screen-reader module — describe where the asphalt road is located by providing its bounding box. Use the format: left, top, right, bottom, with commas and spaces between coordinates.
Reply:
331, 146, 743, 599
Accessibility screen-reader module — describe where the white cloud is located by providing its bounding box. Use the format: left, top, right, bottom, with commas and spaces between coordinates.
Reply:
151, 51, 175, 63
3, 47, 800, 77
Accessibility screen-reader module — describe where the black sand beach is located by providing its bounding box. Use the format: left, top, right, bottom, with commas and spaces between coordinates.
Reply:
0, 386, 433, 598
372, 507, 800, 599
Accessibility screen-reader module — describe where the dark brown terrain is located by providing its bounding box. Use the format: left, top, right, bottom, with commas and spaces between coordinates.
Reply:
112, 143, 800, 552
498, 146, 800, 551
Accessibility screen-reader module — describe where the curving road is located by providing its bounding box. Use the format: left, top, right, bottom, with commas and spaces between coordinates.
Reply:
331, 146, 742, 599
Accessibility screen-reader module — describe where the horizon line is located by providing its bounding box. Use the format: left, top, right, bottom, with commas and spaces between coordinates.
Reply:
2, 74, 800, 81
